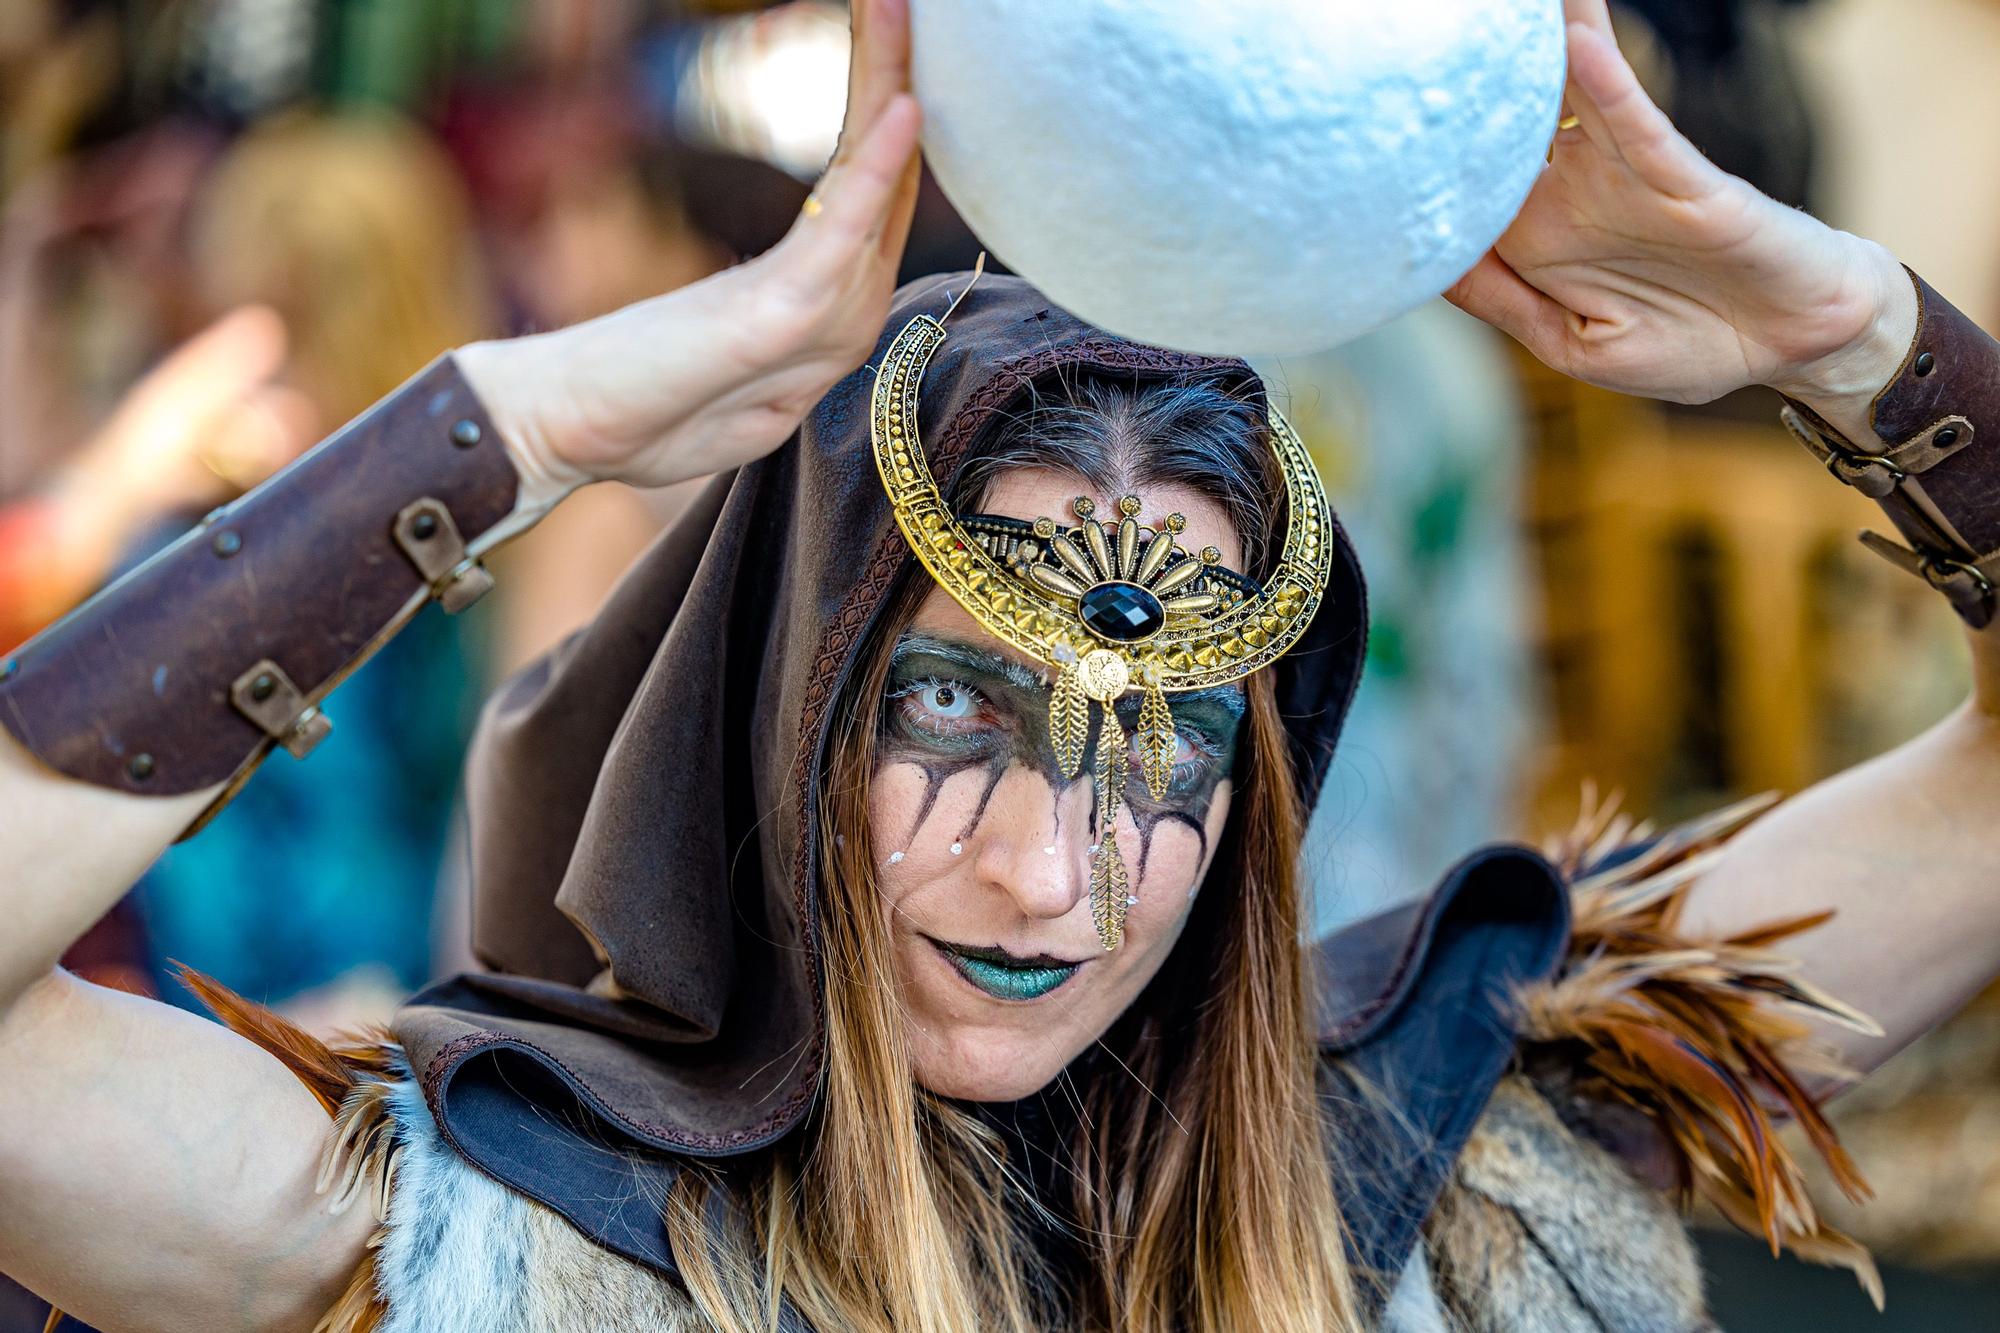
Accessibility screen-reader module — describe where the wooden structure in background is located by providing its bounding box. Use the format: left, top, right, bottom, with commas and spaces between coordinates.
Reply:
1513, 354, 1964, 830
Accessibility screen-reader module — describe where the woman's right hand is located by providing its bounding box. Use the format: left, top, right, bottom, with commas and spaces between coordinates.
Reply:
458, 0, 922, 507
1444, 0, 1913, 442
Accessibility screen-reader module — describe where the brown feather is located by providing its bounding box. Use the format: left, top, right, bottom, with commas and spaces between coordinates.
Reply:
1524, 789, 1882, 1304
1728, 909, 1837, 951
174, 964, 356, 1113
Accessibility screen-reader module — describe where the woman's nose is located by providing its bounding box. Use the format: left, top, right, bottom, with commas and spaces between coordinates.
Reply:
970, 767, 1095, 920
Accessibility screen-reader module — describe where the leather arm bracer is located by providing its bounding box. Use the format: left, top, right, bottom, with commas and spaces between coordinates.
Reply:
1781, 269, 2000, 627
0, 354, 519, 823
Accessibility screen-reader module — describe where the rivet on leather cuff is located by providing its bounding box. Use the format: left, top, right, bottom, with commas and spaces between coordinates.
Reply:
394, 497, 497, 614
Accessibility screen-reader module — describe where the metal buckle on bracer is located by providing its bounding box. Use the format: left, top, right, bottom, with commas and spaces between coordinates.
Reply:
1823, 448, 1906, 498
1781, 404, 1903, 497
393, 497, 496, 613
1780, 403, 1975, 500
229, 659, 333, 759
1858, 530, 2000, 629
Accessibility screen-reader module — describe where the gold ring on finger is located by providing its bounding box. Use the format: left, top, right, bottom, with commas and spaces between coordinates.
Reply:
802, 193, 824, 218
1557, 114, 1582, 131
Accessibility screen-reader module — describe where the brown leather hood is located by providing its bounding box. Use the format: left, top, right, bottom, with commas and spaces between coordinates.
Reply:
393, 273, 1370, 1160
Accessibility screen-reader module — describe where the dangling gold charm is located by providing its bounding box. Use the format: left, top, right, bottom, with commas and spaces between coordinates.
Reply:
1049, 657, 1088, 779
1091, 829, 1131, 951
1090, 704, 1133, 950
1094, 703, 1129, 824
1076, 647, 1129, 702
1137, 678, 1175, 800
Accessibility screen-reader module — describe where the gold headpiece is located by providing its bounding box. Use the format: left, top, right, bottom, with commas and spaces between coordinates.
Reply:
870, 301, 1335, 950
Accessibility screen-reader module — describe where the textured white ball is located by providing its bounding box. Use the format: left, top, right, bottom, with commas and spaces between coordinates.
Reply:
911, 0, 1566, 356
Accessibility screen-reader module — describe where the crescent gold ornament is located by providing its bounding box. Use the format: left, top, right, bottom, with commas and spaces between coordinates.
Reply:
871, 296, 1335, 950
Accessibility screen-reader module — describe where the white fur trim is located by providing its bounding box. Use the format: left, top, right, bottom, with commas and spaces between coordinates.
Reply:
374, 1077, 538, 1333
1383, 1248, 1451, 1333
368, 1076, 709, 1330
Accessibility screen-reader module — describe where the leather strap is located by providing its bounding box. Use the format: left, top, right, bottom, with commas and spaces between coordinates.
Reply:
1782, 269, 2000, 628
0, 354, 519, 811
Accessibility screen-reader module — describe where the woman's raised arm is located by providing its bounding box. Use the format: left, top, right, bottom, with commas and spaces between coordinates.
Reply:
0, 3, 919, 1326
1448, 0, 2000, 1079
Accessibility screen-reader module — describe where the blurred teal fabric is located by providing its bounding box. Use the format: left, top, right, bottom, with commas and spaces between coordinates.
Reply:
125, 549, 489, 1009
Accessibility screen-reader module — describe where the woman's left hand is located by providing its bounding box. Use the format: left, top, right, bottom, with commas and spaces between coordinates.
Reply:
458, 0, 923, 506
1446, 0, 1915, 438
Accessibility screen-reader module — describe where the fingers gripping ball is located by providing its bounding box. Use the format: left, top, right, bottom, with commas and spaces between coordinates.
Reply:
910, 0, 1566, 355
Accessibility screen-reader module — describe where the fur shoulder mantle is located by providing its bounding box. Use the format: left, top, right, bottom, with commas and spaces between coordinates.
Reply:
179, 797, 1879, 1332
178, 1023, 1797, 1333
160, 981, 1714, 1333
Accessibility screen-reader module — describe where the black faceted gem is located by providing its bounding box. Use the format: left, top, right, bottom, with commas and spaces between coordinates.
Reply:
1938, 427, 1961, 449
250, 672, 277, 702
1078, 581, 1166, 642
128, 753, 156, 781
411, 512, 440, 540
1916, 352, 1937, 377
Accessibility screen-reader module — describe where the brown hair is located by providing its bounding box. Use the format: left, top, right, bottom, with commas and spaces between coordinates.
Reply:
663, 375, 1360, 1331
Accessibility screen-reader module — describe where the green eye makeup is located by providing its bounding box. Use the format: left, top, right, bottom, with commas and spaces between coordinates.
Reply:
879, 633, 1242, 880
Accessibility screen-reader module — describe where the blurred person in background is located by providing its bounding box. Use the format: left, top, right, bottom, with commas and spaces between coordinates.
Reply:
134, 111, 501, 1028
188, 113, 494, 436
0, 121, 223, 502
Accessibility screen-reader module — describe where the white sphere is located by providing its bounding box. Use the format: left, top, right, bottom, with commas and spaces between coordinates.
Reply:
911, 0, 1566, 356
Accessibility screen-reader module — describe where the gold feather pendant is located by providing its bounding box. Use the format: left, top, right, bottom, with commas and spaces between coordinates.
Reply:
1049, 659, 1089, 779
1091, 830, 1131, 951
1090, 705, 1133, 950
1094, 703, 1129, 828
1137, 679, 1175, 800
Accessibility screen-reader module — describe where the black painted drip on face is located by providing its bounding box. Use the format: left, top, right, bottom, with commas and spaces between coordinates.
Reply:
879, 633, 1241, 887
884, 702, 1089, 853
1132, 804, 1213, 886
1110, 695, 1232, 884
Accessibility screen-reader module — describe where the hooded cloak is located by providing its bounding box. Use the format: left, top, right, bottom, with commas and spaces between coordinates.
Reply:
390, 273, 1570, 1291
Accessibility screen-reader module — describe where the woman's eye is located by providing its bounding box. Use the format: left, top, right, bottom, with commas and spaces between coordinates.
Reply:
1131, 728, 1215, 786
890, 677, 991, 734
918, 682, 976, 719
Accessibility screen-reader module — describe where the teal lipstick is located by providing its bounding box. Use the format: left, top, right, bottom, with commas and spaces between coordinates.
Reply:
932, 939, 1082, 1001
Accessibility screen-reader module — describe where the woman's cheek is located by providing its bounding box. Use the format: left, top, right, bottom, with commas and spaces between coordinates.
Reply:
1128, 780, 1231, 911
867, 761, 928, 907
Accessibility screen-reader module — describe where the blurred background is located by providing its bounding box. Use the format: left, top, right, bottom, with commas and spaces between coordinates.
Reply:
2, 0, 1998, 1327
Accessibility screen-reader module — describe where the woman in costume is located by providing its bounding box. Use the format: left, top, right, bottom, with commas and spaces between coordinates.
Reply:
7, 1, 2000, 1328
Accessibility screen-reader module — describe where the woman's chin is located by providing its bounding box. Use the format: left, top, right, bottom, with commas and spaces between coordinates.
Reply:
910, 1035, 1072, 1102
899, 933, 1100, 1099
